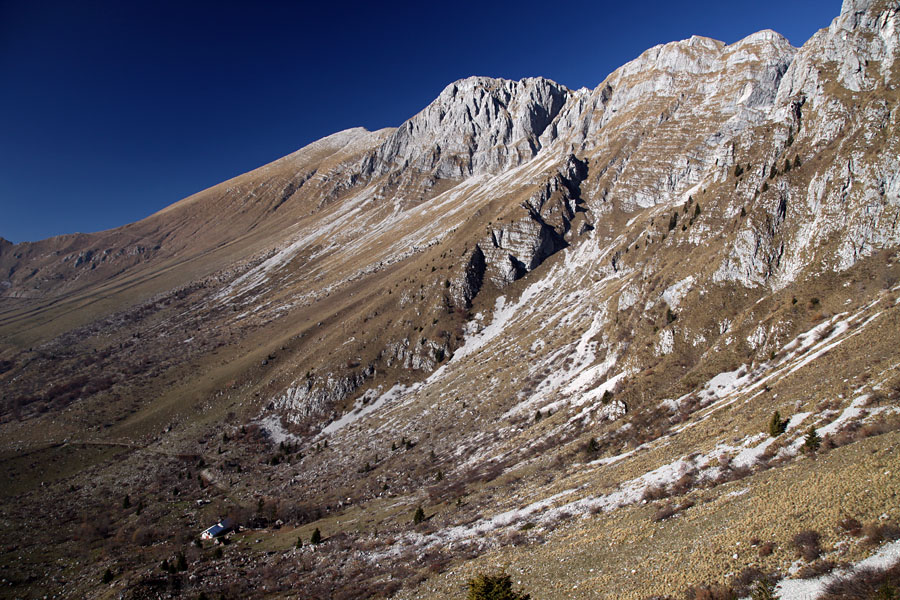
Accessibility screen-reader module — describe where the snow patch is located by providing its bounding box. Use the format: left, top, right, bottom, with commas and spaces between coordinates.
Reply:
661, 276, 694, 308
321, 385, 406, 436
656, 328, 674, 355
777, 539, 900, 600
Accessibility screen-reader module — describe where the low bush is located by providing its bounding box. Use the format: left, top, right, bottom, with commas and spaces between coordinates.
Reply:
797, 560, 835, 579
819, 562, 900, 600
643, 484, 669, 502
750, 578, 780, 600
863, 522, 900, 546
792, 529, 821, 561
838, 516, 863, 536
732, 567, 765, 594
653, 503, 678, 522
684, 583, 736, 600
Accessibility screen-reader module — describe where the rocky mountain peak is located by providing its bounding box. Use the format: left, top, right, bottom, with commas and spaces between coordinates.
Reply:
364, 75, 571, 179
776, 0, 898, 105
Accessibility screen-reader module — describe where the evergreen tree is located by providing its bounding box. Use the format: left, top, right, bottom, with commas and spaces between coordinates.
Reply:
413, 506, 426, 525
804, 427, 821, 453
467, 573, 531, 600
768, 411, 788, 437
310, 527, 322, 544
101, 568, 114, 584
668, 212, 679, 231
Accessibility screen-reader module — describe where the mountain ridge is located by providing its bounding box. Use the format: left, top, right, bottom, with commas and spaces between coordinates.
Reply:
1, 1, 900, 598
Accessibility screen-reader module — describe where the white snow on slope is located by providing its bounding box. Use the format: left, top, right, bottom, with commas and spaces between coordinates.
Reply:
321, 384, 407, 436
777, 539, 900, 600
661, 275, 695, 308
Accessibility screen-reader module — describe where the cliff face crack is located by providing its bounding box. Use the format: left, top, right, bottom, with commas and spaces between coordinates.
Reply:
451, 245, 487, 309
478, 154, 589, 287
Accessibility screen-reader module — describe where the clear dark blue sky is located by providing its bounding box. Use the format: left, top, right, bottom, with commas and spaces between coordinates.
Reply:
1, 0, 840, 243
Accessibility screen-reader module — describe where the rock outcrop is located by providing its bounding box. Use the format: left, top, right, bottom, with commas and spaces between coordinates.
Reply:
479, 154, 588, 287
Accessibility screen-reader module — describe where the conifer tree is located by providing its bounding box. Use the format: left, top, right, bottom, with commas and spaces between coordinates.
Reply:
768, 411, 788, 437
467, 573, 531, 600
804, 427, 821, 453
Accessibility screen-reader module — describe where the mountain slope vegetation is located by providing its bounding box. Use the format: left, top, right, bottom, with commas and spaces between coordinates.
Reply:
1, 1, 899, 598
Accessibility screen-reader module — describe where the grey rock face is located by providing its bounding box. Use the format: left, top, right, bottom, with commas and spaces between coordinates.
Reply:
273, 368, 372, 424
777, 0, 898, 107
384, 336, 447, 371
710, 0, 900, 289
449, 245, 486, 309
361, 77, 570, 180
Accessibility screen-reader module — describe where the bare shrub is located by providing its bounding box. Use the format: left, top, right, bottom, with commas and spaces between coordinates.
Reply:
643, 485, 669, 502
758, 541, 775, 557
797, 560, 835, 579
819, 562, 900, 600
683, 583, 736, 600
653, 503, 678, 522
731, 567, 765, 597
671, 472, 696, 496
863, 522, 900, 546
502, 530, 527, 547
838, 516, 863, 536
131, 526, 154, 546
715, 464, 752, 486
792, 529, 822, 561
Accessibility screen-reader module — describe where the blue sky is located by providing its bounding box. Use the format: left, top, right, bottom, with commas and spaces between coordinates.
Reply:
0, 0, 841, 243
